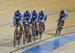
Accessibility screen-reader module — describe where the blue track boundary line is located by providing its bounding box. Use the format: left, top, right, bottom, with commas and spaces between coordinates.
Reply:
0, 9, 75, 27
22, 33, 75, 53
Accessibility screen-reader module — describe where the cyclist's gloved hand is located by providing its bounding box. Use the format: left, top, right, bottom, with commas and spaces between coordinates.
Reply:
37, 23, 39, 25
29, 24, 32, 26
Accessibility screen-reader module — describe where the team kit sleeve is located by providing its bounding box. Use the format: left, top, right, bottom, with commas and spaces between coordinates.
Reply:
35, 12, 39, 23
42, 13, 47, 23
45, 13, 47, 21
62, 11, 68, 20
28, 12, 32, 25
64, 11, 68, 20
19, 12, 23, 25
13, 13, 16, 25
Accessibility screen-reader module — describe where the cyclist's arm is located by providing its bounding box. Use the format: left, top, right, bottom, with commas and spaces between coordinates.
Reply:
44, 13, 47, 21
42, 13, 46, 23
36, 12, 39, 24
28, 12, 32, 26
19, 13, 23, 25
64, 11, 68, 20
13, 14, 16, 25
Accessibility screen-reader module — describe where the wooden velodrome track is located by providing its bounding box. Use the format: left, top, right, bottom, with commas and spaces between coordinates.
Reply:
0, 0, 75, 53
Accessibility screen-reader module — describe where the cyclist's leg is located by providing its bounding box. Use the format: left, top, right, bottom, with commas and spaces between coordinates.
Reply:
58, 26, 62, 36
56, 25, 59, 35
13, 26, 19, 47
13, 27, 17, 47
20, 27, 24, 36
27, 25, 32, 43
32, 23, 36, 42
28, 25, 32, 42
31, 25, 34, 38
23, 22, 26, 45
42, 22, 45, 32
39, 21, 43, 39
62, 20, 64, 26
17, 22, 24, 45
35, 23, 39, 37
20, 23, 24, 35
56, 19, 61, 35
57, 20, 63, 36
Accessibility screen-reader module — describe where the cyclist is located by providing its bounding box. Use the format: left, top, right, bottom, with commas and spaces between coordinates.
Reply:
13, 10, 24, 35
58, 10, 68, 26
31, 10, 39, 38
39, 10, 47, 32
23, 10, 32, 42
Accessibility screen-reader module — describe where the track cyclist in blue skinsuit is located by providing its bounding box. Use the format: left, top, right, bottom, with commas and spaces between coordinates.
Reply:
13, 10, 24, 35
39, 10, 47, 32
23, 10, 32, 26
58, 10, 68, 26
23, 10, 32, 42
31, 10, 39, 38
56, 10, 68, 35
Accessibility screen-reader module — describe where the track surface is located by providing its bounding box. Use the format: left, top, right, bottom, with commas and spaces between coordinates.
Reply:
0, 0, 75, 53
